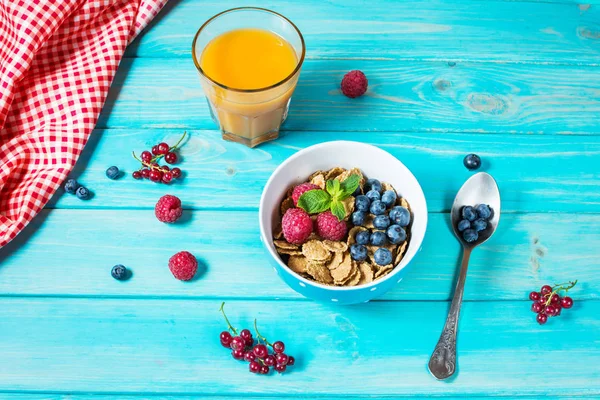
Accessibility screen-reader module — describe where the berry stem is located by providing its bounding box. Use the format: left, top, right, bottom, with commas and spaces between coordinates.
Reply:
169, 131, 187, 152
254, 319, 273, 347
541, 280, 578, 306
219, 302, 238, 335
132, 152, 162, 171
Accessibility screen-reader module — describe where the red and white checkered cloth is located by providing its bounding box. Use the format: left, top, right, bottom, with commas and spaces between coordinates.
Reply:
0, 0, 167, 248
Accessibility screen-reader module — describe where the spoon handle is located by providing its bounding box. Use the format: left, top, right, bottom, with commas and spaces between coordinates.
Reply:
428, 247, 472, 380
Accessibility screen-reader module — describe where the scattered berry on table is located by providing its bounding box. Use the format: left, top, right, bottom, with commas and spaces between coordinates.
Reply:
64, 178, 79, 194
155, 194, 183, 223
355, 195, 371, 212
475, 204, 492, 220
168, 251, 198, 281
464, 153, 481, 170
457, 219, 471, 232
528, 281, 577, 324
282, 208, 313, 245
351, 211, 366, 226
341, 70, 368, 98
472, 218, 487, 232
365, 178, 382, 193
373, 215, 390, 230
350, 244, 368, 261
370, 200, 386, 215
462, 206, 477, 221
389, 206, 410, 227
370, 231, 387, 246
386, 224, 406, 244
381, 190, 397, 207
366, 189, 381, 202
462, 229, 478, 243
355, 230, 371, 245
105, 166, 120, 180
292, 183, 320, 206
374, 248, 392, 266
75, 186, 90, 200
316, 211, 348, 241
165, 152, 178, 164
111, 264, 129, 280
132, 171, 142, 179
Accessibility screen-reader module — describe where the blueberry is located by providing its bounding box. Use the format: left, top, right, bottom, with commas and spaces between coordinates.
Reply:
355, 195, 371, 212
462, 206, 477, 221
350, 244, 368, 261
464, 154, 481, 171
105, 166, 120, 180
352, 211, 366, 226
386, 224, 406, 244
64, 178, 79, 194
355, 231, 371, 245
365, 178, 382, 193
370, 200, 386, 215
374, 248, 393, 266
352, 186, 362, 197
389, 206, 411, 227
473, 218, 488, 232
476, 204, 492, 220
76, 186, 90, 200
463, 229, 478, 243
111, 264, 129, 280
381, 190, 397, 207
373, 215, 390, 230
366, 189, 381, 202
457, 219, 471, 232
370, 231, 387, 246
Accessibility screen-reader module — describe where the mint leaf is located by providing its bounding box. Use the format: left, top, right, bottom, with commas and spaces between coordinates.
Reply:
339, 174, 361, 200
297, 190, 331, 214
333, 179, 341, 193
330, 200, 346, 221
326, 180, 335, 195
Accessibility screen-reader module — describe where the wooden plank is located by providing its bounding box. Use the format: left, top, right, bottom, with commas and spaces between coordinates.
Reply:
48, 129, 600, 213
126, 0, 600, 64
98, 58, 600, 134
0, 395, 593, 400
0, 210, 596, 300
0, 298, 598, 395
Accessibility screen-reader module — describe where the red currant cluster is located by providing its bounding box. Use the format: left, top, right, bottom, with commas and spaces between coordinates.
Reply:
529, 280, 576, 325
219, 303, 295, 375
131, 132, 186, 184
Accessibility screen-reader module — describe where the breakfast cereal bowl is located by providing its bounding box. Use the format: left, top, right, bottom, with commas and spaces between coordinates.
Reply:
259, 141, 427, 305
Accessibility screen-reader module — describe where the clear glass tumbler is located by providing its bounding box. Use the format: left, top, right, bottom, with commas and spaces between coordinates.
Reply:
192, 8, 305, 148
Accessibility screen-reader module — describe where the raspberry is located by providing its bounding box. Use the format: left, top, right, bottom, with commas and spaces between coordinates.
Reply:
155, 194, 183, 223
316, 211, 347, 241
282, 208, 313, 245
168, 251, 198, 281
291, 183, 320, 206
341, 70, 368, 98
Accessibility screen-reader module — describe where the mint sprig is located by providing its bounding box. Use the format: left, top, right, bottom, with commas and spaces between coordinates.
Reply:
297, 174, 361, 221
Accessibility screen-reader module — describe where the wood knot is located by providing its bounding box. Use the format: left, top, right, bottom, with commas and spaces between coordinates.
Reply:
466, 93, 508, 115
226, 167, 236, 176
578, 25, 600, 39
433, 79, 452, 92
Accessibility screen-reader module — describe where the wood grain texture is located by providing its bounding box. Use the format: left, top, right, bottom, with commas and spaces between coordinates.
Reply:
126, 0, 600, 64
98, 58, 600, 134
1, 210, 597, 300
46, 129, 600, 213
0, 298, 598, 395
0, 397, 592, 400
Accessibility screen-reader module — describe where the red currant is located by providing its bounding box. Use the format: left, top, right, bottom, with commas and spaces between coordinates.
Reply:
550, 294, 560, 304
263, 355, 276, 366
149, 170, 162, 182
272, 341, 285, 354
541, 285, 552, 296
275, 353, 289, 366
141, 151, 153, 163
274, 363, 287, 373
220, 331, 232, 346
171, 167, 182, 179
544, 305, 556, 316
161, 165, 170, 172
529, 291, 541, 301
260, 365, 269, 374
165, 152, 178, 164
561, 296, 573, 309
554, 304, 562, 316
157, 142, 170, 155
141, 169, 150, 179
253, 344, 268, 359
162, 172, 173, 184
531, 302, 543, 313
132, 171, 142, 179
249, 361, 261, 374
231, 336, 246, 351
151, 145, 160, 155
244, 351, 256, 362
232, 349, 244, 360
287, 356, 295, 366
240, 329, 252, 341
536, 313, 548, 325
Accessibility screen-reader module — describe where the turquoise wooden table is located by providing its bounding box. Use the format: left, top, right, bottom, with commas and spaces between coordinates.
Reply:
1, 0, 600, 398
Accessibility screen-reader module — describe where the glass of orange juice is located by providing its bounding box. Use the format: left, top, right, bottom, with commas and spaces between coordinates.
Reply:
192, 8, 305, 148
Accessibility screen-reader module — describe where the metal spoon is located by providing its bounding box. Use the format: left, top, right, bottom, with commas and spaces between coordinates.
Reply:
428, 172, 501, 380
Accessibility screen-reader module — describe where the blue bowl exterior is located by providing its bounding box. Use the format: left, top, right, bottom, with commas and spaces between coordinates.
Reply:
263, 242, 409, 305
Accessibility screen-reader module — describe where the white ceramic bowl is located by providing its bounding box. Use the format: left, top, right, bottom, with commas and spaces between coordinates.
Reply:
259, 141, 427, 304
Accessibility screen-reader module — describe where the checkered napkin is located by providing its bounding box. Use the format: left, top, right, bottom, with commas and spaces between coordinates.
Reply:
0, 0, 167, 248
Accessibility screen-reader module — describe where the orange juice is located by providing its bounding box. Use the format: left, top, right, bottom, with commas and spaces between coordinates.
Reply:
195, 25, 303, 147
